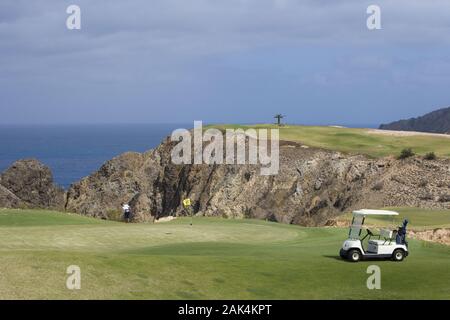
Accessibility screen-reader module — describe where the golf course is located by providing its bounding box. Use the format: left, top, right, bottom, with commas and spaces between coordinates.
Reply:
1, 208, 449, 299
210, 124, 450, 158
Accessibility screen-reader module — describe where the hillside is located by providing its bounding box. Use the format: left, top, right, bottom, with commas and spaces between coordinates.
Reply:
0, 209, 449, 299
379, 107, 450, 134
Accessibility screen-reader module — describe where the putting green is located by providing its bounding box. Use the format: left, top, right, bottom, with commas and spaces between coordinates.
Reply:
0, 209, 449, 299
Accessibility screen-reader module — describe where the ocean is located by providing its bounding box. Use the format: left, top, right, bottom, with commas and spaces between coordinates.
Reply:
0, 124, 190, 189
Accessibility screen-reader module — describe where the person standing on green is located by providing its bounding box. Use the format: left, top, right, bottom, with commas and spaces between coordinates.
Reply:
121, 203, 132, 223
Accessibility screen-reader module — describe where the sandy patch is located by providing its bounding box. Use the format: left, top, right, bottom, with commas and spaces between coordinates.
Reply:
368, 129, 450, 139
155, 216, 177, 223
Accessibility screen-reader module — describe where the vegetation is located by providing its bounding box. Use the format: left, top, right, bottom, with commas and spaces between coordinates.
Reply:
424, 152, 437, 160
398, 148, 415, 159
0, 208, 449, 299
207, 124, 450, 158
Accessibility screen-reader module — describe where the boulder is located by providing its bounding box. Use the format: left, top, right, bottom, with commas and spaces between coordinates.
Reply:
0, 159, 64, 209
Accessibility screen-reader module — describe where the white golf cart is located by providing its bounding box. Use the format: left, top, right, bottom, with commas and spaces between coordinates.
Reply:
339, 209, 409, 262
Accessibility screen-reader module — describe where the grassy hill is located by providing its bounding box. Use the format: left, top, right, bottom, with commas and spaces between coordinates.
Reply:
208, 124, 450, 158
0, 208, 449, 299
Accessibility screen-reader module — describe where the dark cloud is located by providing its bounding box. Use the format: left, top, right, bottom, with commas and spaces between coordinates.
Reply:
1, 0, 450, 124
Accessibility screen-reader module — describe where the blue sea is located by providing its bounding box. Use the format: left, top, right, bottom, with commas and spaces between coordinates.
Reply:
0, 124, 190, 189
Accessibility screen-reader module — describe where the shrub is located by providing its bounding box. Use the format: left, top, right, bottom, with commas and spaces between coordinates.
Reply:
398, 148, 414, 159
424, 152, 437, 160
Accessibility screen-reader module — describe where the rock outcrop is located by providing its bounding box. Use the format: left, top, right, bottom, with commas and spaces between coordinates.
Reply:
64, 137, 450, 225
2, 139, 449, 226
65, 150, 164, 220
409, 228, 450, 246
0, 159, 65, 209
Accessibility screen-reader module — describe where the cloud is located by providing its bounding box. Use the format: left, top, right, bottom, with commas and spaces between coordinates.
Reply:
1, 0, 450, 124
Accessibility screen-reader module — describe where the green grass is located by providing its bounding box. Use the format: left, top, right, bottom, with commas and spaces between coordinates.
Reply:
208, 124, 450, 158
0, 209, 110, 227
0, 209, 449, 299
337, 207, 450, 230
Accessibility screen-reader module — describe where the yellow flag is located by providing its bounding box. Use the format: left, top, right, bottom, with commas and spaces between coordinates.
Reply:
183, 198, 191, 207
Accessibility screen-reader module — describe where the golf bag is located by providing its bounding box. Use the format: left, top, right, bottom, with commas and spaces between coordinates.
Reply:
396, 219, 408, 245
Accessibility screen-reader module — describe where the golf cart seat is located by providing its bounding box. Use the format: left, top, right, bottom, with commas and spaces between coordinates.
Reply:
380, 229, 393, 239
373, 229, 395, 245
368, 239, 385, 245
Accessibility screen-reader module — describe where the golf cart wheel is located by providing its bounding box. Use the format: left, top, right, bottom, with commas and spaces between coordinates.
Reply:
348, 249, 361, 262
392, 249, 405, 262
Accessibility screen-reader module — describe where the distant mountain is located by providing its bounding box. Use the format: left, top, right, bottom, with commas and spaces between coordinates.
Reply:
379, 107, 450, 134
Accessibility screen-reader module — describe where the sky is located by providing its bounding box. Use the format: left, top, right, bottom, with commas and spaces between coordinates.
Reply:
1, 0, 450, 126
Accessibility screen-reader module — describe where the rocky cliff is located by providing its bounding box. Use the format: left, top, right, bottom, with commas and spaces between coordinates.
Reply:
379, 107, 450, 134
64, 137, 450, 226
2, 139, 449, 226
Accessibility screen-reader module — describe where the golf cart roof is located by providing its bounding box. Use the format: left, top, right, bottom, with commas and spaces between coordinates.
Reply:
352, 209, 399, 217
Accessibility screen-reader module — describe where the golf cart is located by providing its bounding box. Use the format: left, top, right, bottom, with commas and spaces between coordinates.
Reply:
339, 209, 409, 262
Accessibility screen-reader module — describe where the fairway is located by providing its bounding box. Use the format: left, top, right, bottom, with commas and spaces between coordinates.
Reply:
0, 209, 449, 299
209, 124, 450, 158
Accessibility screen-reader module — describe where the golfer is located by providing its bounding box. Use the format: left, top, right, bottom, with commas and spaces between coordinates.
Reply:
122, 203, 132, 223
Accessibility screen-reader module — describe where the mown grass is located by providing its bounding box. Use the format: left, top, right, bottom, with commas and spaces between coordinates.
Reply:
0, 209, 449, 299
0, 209, 110, 227
207, 124, 450, 158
